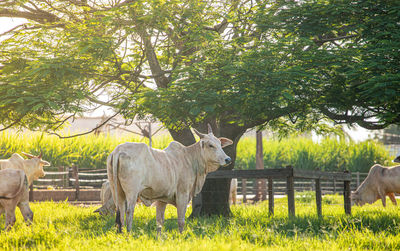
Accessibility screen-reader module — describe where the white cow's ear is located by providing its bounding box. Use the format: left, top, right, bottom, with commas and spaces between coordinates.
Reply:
41, 160, 51, 166
219, 137, 233, 148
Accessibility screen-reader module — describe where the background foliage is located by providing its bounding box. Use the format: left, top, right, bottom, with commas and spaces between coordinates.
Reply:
0, 132, 391, 173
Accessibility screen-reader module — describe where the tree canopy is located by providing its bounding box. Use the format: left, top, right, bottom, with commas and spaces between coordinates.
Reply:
1, 0, 400, 215
1, 0, 399, 135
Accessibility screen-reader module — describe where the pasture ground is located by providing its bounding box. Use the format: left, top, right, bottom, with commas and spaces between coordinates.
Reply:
1, 194, 400, 250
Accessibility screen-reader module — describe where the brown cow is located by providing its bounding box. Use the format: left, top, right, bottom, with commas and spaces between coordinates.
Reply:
108, 124, 233, 234
0, 152, 50, 185
0, 169, 33, 230
351, 164, 400, 207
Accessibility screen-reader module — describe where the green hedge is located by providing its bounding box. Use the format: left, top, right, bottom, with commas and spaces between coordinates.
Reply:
0, 132, 393, 172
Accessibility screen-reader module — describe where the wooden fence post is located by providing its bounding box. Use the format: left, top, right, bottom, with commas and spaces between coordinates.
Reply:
242, 178, 247, 203
58, 166, 63, 188
64, 166, 68, 188
344, 171, 351, 215
356, 172, 360, 188
72, 165, 80, 201
68, 167, 72, 188
315, 179, 322, 216
268, 178, 274, 216
286, 166, 295, 217
333, 179, 336, 194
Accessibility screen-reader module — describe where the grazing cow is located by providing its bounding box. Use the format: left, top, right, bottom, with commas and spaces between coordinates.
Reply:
94, 181, 115, 215
0, 169, 33, 230
394, 155, 400, 163
0, 152, 50, 185
229, 178, 238, 205
108, 124, 233, 233
351, 164, 400, 207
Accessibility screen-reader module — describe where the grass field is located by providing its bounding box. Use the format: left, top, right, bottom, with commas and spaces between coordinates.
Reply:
1, 194, 400, 250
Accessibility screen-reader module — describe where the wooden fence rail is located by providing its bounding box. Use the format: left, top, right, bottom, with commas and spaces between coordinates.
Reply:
32, 166, 357, 216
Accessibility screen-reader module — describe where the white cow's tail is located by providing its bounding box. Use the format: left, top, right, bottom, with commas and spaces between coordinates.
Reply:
112, 152, 122, 232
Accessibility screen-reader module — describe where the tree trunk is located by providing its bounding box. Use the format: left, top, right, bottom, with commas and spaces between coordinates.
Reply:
168, 127, 196, 146
190, 125, 245, 217
253, 130, 266, 202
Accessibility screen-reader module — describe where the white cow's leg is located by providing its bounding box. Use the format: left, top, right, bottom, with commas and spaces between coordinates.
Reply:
5, 209, 16, 230
114, 189, 127, 232
18, 202, 33, 224
232, 189, 237, 205
115, 200, 126, 232
176, 195, 189, 233
378, 190, 386, 207
125, 193, 138, 232
155, 201, 167, 237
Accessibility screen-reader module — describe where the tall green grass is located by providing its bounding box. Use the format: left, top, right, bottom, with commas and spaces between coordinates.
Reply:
0, 131, 172, 170
0, 132, 393, 172
236, 137, 392, 172
1, 195, 400, 250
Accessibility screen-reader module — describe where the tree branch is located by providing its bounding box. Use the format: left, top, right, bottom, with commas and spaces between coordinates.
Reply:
0, 8, 60, 23
47, 111, 120, 139
320, 107, 389, 130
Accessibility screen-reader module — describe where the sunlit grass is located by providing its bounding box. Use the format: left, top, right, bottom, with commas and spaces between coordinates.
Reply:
1, 194, 400, 250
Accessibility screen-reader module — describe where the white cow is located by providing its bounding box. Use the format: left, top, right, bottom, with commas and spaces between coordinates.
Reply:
0, 169, 33, 230
0, 152, 50, 185
351, 164, 400, 207
108, 124, 233, 233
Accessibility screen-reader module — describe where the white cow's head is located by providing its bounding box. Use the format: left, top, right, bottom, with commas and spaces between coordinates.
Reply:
351, 191, 365, 206
193, 124, 233, 172
22, 152, 50, 180
351, 189, 376, 206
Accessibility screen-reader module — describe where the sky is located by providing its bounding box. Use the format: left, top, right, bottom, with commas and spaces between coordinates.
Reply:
0, 17, 26, 34
0, 17, 375, 142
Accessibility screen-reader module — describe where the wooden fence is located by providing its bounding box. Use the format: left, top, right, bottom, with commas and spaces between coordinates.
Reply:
31, 166, 359, 216
33, 167, 366, 192
33, 166, 107, 189
30, 166, 107, 202
207, 166, 352, 217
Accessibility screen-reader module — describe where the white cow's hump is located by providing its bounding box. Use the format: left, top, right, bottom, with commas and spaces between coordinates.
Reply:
116, 142, 148, 152
9, 153, 24, 162
164, 141, 185, 153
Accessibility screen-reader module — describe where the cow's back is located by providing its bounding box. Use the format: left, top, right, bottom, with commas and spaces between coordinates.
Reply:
379, 165, 400, 192
0, 154, 24, 170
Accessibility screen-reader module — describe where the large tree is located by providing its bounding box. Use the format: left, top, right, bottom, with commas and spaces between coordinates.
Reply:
1, 0, 400, 216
